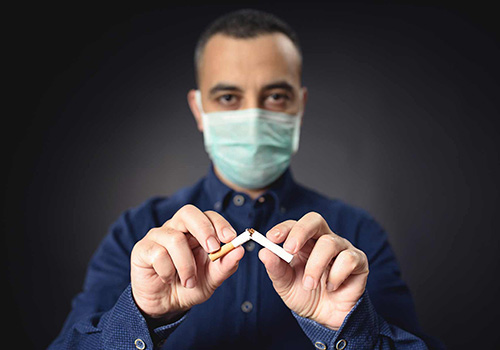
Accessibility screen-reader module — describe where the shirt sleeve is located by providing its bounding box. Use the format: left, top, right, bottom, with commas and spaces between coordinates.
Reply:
292, 290, 430, 349
48, 284, 186, 349
292, 206, 445, 349
47, 202, 187, 349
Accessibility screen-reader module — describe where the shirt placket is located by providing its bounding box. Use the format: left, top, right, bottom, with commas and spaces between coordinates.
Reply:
222, 192, 258, 344
220, 191, 284, 346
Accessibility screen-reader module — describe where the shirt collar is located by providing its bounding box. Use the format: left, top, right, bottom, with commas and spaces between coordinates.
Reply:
203, 163, 297, 211
203, 164, 233, 209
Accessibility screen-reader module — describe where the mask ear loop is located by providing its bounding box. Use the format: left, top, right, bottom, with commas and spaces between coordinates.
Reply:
291, 115, 301, 154
195, 89, 213, 146
291, 105, 303, 154
195, 89, 205, 115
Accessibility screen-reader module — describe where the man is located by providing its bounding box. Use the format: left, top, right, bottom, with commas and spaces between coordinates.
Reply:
49, 9, 441, 349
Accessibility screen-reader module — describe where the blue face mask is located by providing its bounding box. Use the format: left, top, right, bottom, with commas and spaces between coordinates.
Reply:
196, 90, 302, 189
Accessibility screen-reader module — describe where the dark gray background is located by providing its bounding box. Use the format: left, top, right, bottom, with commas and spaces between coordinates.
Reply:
4, 1, 499, 349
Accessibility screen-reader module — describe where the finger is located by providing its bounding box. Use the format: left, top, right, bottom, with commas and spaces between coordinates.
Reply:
283, 212, 330, 254
149, 242, 176, 283
166, 204, 221, 253
326, 249, 367, 291
258, 248, 295, 296
149, 227, 198, 288
131, 238, 176, 283
204, 246, 245, 289
266, 220, 296, 244
203, 210, 237, 243
302, 234, 345, 290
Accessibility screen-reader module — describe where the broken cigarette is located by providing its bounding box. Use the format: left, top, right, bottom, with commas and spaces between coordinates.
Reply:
208, 228, 294, 263
248, 228, 294, 263
208, 229, 251, 261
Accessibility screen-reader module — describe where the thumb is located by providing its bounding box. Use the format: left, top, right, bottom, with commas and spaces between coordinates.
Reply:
259, 248, 295, 295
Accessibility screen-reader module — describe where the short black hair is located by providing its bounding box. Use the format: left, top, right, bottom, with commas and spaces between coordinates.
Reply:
194, 9, 301, 82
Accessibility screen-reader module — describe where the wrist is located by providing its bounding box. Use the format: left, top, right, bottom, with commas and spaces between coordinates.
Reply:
131, 288, 189, 327
145, 309, 189, 329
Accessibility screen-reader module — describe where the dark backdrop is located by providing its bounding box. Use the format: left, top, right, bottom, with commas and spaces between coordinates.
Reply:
4, 1, 499, 349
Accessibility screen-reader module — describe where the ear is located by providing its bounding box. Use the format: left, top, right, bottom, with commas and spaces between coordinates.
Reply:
300, 86, 308, 126
187, 89, 204, 132
301, 86, 308, 107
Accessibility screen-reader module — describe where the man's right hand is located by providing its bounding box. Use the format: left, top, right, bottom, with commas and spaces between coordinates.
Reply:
130, 204, 244, 323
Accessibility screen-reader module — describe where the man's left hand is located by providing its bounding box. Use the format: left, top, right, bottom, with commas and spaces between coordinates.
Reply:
259, 212, 369, 330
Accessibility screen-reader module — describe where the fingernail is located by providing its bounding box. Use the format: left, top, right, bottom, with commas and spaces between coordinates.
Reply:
303, 275, 315, 290
270, 229, 280, 237
284, 237, 297, 253
222, 227, 236, 240
206, 236, 220, 252
185, 276, 196, 289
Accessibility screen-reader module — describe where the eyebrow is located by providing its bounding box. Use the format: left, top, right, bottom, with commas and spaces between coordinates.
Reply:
262, 80, 294, 93
209, 80, 295, 96
209, 83, 243, 96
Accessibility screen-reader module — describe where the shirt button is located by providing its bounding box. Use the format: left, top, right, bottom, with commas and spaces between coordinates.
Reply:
314, 341, 327, 349
280, 206, 286, 213
241, 301, 253, 313
245, 241, 256, 252
134, 338, 146, 349
336, 339, 347, 349
233, 194, 245, 206
214, 201, 222, 211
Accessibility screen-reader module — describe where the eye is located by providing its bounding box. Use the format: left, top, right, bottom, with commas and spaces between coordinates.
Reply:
268, 93, 291, 102
264, 93, 291, 109
218, 94, 237, 104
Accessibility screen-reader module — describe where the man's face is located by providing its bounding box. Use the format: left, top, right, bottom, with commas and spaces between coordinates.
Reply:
189, 33, 306, 130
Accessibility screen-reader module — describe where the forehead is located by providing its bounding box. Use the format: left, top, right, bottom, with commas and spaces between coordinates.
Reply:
198, 33, 302, 88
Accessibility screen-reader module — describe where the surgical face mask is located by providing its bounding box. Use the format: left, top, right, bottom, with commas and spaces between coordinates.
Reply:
195, 90, 302, 189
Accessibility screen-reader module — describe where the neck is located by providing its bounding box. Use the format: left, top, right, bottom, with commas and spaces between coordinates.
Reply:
213, 166, 269, 200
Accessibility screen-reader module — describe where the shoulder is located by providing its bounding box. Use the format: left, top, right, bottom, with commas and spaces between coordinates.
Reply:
291, 183, 384, 246
111, 177, 207, 242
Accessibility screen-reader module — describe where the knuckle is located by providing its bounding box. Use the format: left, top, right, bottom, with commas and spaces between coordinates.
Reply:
305, 211, 324, 221
282, 219, 297, 227
133, 236, 155, 254
204, 210, 228, 226
292, 222, 309, 237
133, 237, 147, 250
204, 210, 218, 217
181, 203, 197, 212
317, 233, 341, 250
342, 250, 358, 269
146, 226, 162, 238
356, 249, 369, 269
166, 232, 186, 246
317, 233, 336, 245
130, 241, 143, 259
175, 204, 198, 218
150, 245, 168, 263
273, 220, 294, 233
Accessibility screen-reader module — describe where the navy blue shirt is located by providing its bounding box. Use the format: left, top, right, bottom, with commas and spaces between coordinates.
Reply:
49, 165, 442, 349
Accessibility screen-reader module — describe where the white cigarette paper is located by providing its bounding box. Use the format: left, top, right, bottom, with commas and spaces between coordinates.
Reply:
248, 228, 294, 263
231, 230, 252, 247
209, 228, 294, 263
